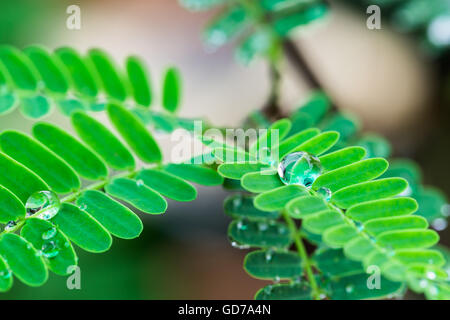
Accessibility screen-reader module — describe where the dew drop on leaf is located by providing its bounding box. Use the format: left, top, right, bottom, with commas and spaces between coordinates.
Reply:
0, 269, 11, 279
136, 179, 144, 187
265, 249, 273, 262
237, 220, 247, 231
25, 191, 60, 220
41, 240, 60, 259
42, 227, 57, 240
317, 187, 332, 201
277, 152, 323, 187
345, 284, 355, 294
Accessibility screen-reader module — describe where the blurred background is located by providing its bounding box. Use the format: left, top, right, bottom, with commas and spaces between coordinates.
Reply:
0, 0, 449, 299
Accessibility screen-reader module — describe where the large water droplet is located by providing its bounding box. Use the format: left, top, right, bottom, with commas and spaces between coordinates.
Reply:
26, 191, 60, 220
41, 240, 60, 259
277, 152, 323, 187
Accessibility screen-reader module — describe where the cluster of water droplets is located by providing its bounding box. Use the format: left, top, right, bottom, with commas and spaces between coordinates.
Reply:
25, 190, 61, 220
277, 152, 323, 188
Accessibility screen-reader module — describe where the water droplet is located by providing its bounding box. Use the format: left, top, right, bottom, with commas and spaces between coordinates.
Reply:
355, 222, 364, 232
230, 241, 250, 250
264, 285, 273, 295
317, 187, 332, 201
232, 197, 242, 207
265, 250, 273, 262
426, 271, 437, 280
0, 269, 11, 279
42, 227, 57, 240
258, 222, 268, 232
432, 218, 448, 231
345, 284, 355, 294
41, 240, 60, 259
26, 191, 60, 220
277, 152, 323, 188
419, 279, 428, 289
428, 285, 439, 297
237, 220, 247, 231
4, 221, 17, 232
273, 276, 281, 283
136, 179, 144, 187
78, 203, 87, 211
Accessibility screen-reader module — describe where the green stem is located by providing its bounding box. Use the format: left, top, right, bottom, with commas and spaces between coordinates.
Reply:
282, 210, 320, 300
0, 169, 140, 236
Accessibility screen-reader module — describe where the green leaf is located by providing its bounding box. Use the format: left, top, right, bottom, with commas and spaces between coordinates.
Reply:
347, 198, 418, 223
277, 128, 320, 159
212, 147, 256, 163
255, 283, 312, 300
343, 237, 377, 261
313, 249, 364, 279
290, 131, 339, 156
323, 224, 358, 248
163, 163, 224, 186
0, 233, 47, 286
0, 152, 48, 203
126, 56, 152, 107
376, 229, 439, 250
0, 255, 13, 292
55, 47, 99, 98
273, 3, 328, 36
331, 178, 408, 209
20, 95, 51, 119
224, 194, 279, 220
0, 45, 38, 91
414, 187, 447, 221
228, 219, 292, 248
394, 249, 445, 267
136, 169, 197, 202
241, 171, 284, 193
254, 185, 308, 212
204, 5, 248, 47
162, 67, 181, 113
32, 122, 108, 180
312, 158, 389, 192
364, 216, 429, 236
329, 273, 403, 300
286, 195, 328, 218
0, 91, 17, 116
218, 163, 272, 180
0, 185, 26, 223
71, 111, 135, 170
105, 178, 167, 214
88, 49, 126, 101
107, 103, 162, 163
77, 190, 143, 239
357, 134, 392, 159
21, 218, 77, 276
244, 250, 302, 279
24, 45, 69, 94
318, 146, 366, 172
321, 113, 359, 142
302, 209, 346, 234
249, 119, 292, 155
0, 130, 80, 193
51, 203, 112, 253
